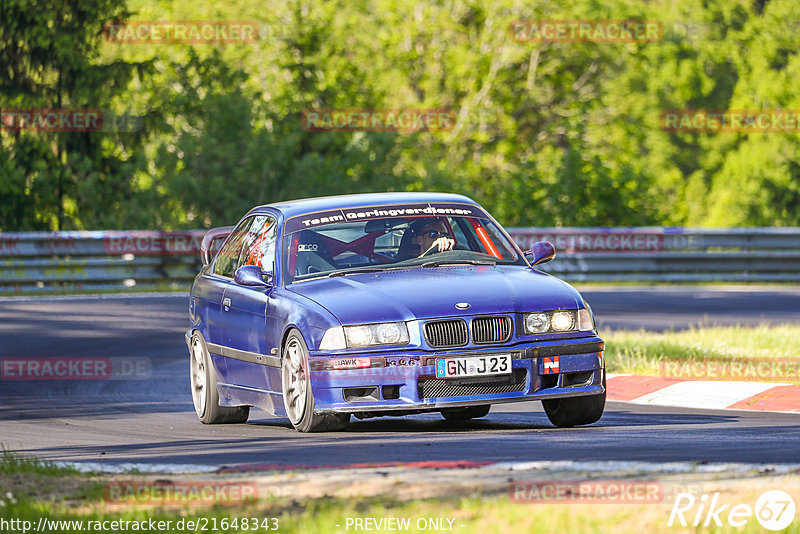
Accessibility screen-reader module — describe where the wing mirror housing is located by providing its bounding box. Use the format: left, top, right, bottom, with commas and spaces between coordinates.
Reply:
234, 265, 272, 287
524, 241, 556, 266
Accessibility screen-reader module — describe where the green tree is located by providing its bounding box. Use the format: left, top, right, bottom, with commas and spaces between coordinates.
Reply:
0, 0, 152, 231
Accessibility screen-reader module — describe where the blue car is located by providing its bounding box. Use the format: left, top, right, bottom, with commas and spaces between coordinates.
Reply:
187, 192, 605, 432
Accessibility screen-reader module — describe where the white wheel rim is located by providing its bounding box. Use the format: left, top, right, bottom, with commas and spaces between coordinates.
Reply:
190, 336, 207, 417
282, 338, 307, 424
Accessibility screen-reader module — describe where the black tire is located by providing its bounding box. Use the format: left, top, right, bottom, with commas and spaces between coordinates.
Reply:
281, 330, 349, 433
441, 405, 491, 421
189, 332, 250, 424
542, 379, 605, 428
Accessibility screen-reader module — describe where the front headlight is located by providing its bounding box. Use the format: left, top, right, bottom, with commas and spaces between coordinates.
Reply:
375, 322, 403, 344
524, 312, 550, 334
523, 309, 594, 334
551, 311, 574, 331
345, 325, 373, 346
344, 322, 410, 348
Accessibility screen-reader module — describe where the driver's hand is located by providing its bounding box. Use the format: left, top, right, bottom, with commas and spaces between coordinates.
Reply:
421, 237, 455, 256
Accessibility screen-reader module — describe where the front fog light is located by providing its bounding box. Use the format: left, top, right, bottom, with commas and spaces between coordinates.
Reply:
345, 325, 373, 347
525, 312, 550, 334
551, 311, 575, 331
578, 308, 594, 331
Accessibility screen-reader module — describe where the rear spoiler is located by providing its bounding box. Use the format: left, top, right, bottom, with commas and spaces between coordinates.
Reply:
200, 226, 234, 266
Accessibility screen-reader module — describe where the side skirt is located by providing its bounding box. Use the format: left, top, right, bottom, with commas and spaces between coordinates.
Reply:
217, 383, 286, 417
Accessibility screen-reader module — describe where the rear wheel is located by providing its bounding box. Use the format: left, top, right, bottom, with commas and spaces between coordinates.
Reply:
441, 405, 491, 421
281, 330, 349, 433
190, 332, 250, 424
542, 380, 605, 428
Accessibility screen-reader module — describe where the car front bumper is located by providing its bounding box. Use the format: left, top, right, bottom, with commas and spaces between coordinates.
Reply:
308, 336, 605, 414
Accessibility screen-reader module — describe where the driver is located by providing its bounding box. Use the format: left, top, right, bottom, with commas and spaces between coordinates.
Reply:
414, 218, 455, 257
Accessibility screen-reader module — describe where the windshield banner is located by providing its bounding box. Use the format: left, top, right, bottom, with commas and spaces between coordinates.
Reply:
284, 203, 486, 233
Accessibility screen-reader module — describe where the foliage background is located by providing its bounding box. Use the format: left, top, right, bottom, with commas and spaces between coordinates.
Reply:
1, 0, 799, 231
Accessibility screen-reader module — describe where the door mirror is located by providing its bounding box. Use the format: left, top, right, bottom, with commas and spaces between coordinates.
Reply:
234, 265, 272, 287
524, 241, 556, 266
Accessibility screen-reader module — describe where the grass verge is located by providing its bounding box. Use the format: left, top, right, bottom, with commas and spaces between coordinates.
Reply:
0, 448, 79, 477
3, 477, 797, 534
2, 448, 800, 533
604, 324, 800, 382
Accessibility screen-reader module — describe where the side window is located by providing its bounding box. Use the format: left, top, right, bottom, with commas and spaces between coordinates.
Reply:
453, 217, 481, 252
484, 221, 518, 260
239, 215, 278, 273
445, 217, 468, 247
213, 216, 254, 278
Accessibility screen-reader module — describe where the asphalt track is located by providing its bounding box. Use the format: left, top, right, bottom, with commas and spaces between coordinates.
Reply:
1, 288, 799, 469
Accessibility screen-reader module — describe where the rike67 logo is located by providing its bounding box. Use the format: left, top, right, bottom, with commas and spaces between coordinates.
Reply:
668, 490, 796, 531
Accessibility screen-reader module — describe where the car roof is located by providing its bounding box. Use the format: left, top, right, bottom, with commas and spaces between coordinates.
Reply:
250, 192, 480, 219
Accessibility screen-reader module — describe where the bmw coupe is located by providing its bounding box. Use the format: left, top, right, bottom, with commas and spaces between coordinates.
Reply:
187, 193, 605, 432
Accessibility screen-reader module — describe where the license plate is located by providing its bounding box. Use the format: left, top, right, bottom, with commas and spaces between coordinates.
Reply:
435, 354, 512, 378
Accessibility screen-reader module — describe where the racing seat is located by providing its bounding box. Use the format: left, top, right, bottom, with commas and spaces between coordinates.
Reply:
293, 230, 337, 275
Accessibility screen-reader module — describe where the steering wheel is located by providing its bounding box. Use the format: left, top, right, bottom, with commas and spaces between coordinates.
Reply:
420, 244, 440, 257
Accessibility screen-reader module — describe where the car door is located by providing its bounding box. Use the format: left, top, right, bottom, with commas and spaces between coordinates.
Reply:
203, 215, 255, 384
219, 214, 279, 392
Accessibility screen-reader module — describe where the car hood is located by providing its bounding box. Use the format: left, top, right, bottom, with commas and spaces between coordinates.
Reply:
286, 266, 584, 325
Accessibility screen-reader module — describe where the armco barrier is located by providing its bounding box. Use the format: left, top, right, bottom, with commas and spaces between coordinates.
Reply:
507, 227, 800, 282
0, 227, 799, 292
0, 231, 205, 292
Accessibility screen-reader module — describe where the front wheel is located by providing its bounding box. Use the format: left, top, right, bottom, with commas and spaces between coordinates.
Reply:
190, 332, 250, 424
281, 330, 349, 433
542, 387, 605, 428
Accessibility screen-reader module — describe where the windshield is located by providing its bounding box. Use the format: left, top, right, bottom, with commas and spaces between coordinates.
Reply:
282, 205, 526, 283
